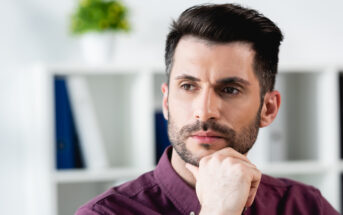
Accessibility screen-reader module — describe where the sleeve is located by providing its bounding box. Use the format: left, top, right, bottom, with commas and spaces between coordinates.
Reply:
279, 183, 341, 215
75, 192, 161, 215
315, 189, 340, 215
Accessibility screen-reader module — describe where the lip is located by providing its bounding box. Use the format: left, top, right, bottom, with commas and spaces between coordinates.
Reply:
190, 131, 224, 144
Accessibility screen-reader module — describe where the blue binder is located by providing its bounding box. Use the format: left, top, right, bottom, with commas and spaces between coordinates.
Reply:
155, 111, 171, 163
54, 76, 83, 169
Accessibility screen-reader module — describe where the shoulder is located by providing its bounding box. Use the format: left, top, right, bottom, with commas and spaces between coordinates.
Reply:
259, 174, 317, 191
75, 171, 161, 215
258, 174, 321, 201
251, 174, 339, 215
115, 170, 158, 197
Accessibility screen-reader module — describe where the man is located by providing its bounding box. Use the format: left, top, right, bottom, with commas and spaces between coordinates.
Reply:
76, 4, 339, 215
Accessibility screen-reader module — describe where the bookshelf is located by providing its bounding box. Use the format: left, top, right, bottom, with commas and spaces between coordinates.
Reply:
26, 64, 342, 215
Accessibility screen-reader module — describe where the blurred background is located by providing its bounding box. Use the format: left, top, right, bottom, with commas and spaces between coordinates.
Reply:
1, 0, 343, 214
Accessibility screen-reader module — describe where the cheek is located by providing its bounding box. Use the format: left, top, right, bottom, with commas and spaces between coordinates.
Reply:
221, 96, 260, 128
168, 92, 193, 123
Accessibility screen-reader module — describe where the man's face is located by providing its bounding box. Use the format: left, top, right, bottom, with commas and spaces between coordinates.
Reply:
163, 36, 262, 166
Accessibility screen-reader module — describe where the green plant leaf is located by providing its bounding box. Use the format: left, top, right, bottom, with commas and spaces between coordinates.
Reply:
70, 0, 130, 35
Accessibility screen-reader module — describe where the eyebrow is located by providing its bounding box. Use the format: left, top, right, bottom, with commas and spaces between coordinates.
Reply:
216, 77, 251, 86
175, 74, 200, 82
174, 74, 250, 86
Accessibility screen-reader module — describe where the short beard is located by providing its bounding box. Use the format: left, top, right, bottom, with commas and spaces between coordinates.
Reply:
167, 109, 261, 167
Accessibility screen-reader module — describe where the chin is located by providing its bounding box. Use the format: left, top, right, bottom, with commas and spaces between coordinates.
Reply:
187, 143, 220, 157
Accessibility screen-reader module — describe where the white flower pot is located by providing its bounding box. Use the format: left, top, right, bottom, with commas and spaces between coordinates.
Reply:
80, 32, 115, 64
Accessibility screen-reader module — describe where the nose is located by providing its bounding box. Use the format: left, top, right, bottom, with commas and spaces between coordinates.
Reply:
193, 88, 221, 121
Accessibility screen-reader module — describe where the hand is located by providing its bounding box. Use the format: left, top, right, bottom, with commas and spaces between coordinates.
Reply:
185, 147, 261, 215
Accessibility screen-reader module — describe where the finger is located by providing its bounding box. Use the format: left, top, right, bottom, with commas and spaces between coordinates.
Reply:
245, 168, 262, 207
246, 185, 258, 207
220, 156, 257, 170
213, 147, 252, 163
185, 163, 199, 179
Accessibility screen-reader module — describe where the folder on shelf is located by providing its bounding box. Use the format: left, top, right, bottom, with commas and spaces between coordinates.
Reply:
54, 76, 84, 169
67, 76, 109, 169
155, 111, 170, 163
340, 74, 343, 159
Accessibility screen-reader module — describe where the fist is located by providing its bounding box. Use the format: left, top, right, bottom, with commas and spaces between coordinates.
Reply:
185, 147, 261, 215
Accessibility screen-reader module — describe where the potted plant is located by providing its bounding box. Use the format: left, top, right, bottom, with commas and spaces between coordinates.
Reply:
70, 0, 130, 63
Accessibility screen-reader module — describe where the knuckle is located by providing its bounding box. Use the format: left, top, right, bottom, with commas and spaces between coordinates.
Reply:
223, 147, 235, 154
256, 169, 262, 178
235, 163, 246, 171
222, 157, 235, 165
252, 163, 258, 169
213, 154, 225, 162
232, 163, 247, 176
199, 156, 210, 166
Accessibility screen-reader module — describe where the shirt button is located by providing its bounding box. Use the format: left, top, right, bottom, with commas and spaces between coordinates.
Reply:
189, 212, 195, 215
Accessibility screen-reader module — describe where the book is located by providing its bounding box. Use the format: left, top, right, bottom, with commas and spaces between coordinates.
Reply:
340, 73, 343, 159
67, 76, 109, 170
154, 111, 170, 163
54, 76, 83, 169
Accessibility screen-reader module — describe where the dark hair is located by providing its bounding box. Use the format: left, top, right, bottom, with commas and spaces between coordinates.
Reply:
165, 3, 283, 96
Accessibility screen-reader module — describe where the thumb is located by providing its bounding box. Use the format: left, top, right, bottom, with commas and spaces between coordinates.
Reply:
185, 163, 199, 179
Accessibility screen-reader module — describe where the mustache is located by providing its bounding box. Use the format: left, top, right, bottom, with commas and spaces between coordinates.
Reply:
178, 120, 236, 140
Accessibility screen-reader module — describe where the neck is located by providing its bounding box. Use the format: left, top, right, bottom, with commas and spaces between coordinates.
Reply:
170, 148, 196, 188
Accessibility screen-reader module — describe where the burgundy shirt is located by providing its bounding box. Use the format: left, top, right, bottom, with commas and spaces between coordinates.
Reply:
76, 147, 340, 215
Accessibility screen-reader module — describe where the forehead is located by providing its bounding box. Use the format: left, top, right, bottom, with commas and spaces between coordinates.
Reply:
171, 36, 257, 82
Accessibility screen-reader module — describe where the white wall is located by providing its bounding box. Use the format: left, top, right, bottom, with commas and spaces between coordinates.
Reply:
2, 0, 343, 68
1, 0, 343, 214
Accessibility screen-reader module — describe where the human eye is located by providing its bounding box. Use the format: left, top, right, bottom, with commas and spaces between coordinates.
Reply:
221, 86, 240, 95
180, 83, 196, 91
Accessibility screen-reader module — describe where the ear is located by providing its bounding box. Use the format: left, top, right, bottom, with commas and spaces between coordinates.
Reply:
161, 83, 169, 120
259, 90, 281, 128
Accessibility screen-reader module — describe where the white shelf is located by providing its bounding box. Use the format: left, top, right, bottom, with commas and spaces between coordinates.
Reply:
25, 64, 343, 215
54, 167, 154, 184
33, 62, 343, 77
35, 63, 164, 76
259, 161, 330, 175
278, 63, 343, 73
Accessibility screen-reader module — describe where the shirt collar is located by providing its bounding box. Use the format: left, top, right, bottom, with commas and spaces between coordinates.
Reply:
154, 146, 201, 214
